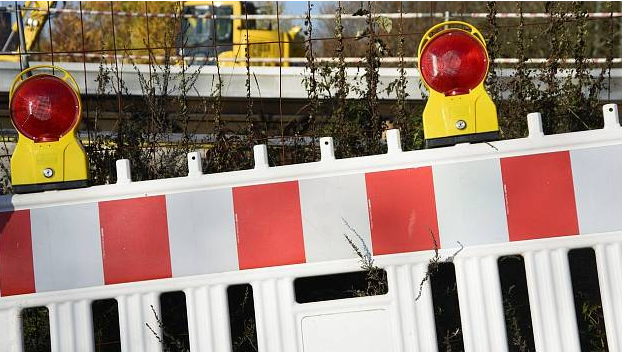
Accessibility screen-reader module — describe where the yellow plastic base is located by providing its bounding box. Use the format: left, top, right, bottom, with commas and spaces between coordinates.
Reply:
10, 133, 89, 190
422, 84, 499, 142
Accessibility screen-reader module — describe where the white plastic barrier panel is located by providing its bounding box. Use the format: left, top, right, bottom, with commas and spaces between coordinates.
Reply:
1, 105, 622, 351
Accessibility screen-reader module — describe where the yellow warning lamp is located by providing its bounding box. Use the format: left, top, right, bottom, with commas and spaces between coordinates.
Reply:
418, 21, 499, 148
9, 65, 89, 193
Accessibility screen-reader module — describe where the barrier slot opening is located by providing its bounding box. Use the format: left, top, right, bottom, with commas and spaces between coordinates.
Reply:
568, 248, 608, 351
92, 298, 121, 352
228, 284, 258, 352
160, 291, 190, 351
294, 270, 388, 303
430, 262, 465, 352
498, 255, 536, 352
21, 306, 51, 352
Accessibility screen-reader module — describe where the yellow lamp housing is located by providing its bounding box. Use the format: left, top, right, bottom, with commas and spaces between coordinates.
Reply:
417, 21, 499, 148
9, 65, 89, 193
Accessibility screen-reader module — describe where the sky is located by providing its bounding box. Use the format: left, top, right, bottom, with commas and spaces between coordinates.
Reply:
282, 1, 325, 15
280, 1, 334, 29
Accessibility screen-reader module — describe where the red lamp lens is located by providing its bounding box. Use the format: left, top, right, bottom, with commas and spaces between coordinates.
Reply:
420, 30, 488, 96
10, 75, 80, 142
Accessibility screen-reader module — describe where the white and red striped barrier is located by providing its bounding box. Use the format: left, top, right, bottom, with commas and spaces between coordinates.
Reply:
1, 106, 622, 298
1, 106, 622, 352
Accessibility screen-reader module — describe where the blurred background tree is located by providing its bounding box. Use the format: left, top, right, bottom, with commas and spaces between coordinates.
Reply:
38, 2, 180, 62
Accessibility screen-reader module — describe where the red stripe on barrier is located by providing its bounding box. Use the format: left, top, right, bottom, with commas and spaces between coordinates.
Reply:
501, 151, 579, 241
0, 210, 35, 296
99, 196, 172, 285
365, 167, 440, 255
233, 181, 305, 269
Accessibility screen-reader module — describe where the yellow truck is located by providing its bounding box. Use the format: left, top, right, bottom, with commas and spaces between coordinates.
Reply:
1, 1, 303, 66
183, 1, 303, 66
0, 1, 54, 63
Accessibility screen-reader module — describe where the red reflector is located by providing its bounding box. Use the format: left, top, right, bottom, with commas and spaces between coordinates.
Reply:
10, 75, 79, 142
420, 30, 488, 96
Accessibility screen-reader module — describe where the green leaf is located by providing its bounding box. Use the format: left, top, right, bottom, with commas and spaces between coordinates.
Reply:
375, 16, 393, 33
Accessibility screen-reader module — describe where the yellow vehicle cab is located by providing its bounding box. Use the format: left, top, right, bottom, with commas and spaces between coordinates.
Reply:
183, 1, 303, 66
0, 1, 54, 63
418, 21, 499, 148
9, 65, 89, 193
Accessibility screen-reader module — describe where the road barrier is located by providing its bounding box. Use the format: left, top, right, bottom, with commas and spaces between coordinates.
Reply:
1, 105, 622, 351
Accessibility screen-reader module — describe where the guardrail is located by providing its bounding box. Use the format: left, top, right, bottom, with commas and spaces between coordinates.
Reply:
1, 62, 621, 100
3, 5, 622, 20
